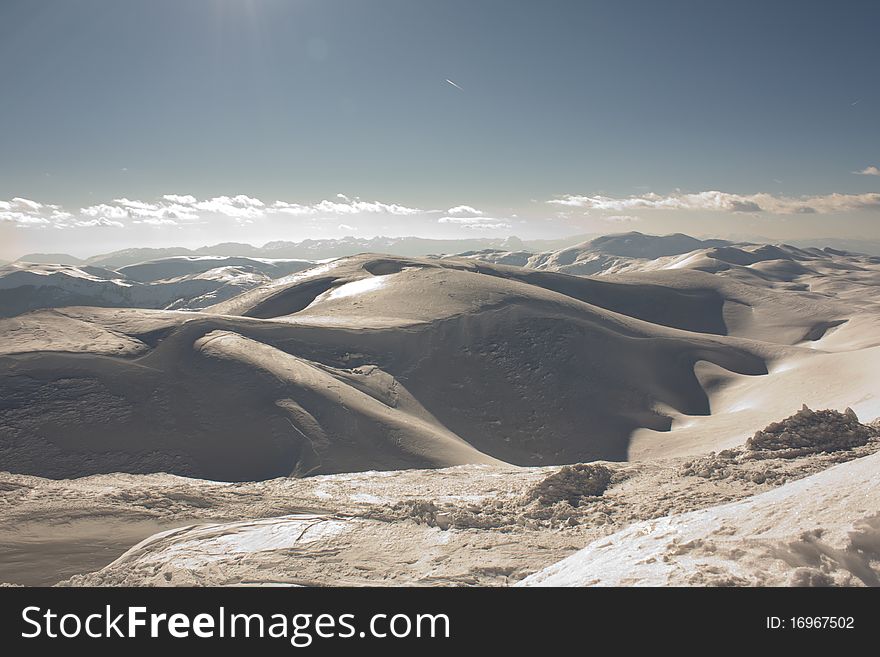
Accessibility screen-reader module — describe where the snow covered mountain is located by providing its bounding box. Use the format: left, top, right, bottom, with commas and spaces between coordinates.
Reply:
0, 257, 314, 317
2, 232, 880, 587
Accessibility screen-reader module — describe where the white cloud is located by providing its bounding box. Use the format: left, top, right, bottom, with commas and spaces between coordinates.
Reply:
437, 203, 510, 229
445, 205, 484, 217
438, 215, 511, 229
191, 195, 266, 219
0, 212, 50, 226
83, 196, 253, 222
81, 203, 131, 220
11, 197, 42, 212
1, 198, 93, 228
547, 191, 880, 215
8, 187, 880, 235
133, 217, 180, 226
271, 202, 314, 216
272, 197, 422, 216
162, 194, 197, 204
69, 217, 125, 228
854, 166, 880, 176
112, 198, 159, 211
1, 193, 428, 230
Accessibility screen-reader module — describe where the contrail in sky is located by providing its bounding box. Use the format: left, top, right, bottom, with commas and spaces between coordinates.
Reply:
446, 78, 463, 91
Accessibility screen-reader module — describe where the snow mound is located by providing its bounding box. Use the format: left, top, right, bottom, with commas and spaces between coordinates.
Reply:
526, 464, 613, 507
745, 405, 875, 457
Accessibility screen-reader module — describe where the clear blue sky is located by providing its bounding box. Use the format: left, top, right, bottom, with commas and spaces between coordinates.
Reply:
1, 0, 878, 257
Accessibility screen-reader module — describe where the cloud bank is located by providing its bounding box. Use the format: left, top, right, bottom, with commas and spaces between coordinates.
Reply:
547, 191, 880, 215
272, 195, 422, 217
1, 194, 426, 229
5, 188, 879, 235
0, 198, 110, 228
2, 194, 519, 234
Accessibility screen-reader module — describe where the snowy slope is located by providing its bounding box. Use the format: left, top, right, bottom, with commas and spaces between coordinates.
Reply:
518, 450, 880, 586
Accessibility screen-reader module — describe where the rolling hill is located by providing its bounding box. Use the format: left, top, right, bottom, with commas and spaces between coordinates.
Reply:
3, 245, 878, 481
